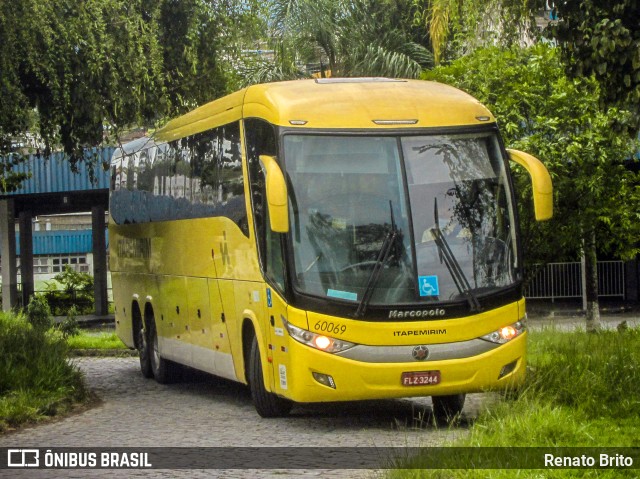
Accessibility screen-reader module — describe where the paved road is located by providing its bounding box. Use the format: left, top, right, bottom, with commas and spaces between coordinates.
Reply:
0, 357, 487, 478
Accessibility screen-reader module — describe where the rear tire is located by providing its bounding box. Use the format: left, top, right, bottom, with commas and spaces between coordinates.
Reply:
137, 323, 153, 379
249, 336, 292, 417
432, 393, 466, 425
148, 316, 175, 384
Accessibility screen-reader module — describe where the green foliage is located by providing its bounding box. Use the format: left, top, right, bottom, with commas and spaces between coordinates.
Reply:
550, 1, 640, 129
1, 0, 162, 159
247, 0, 432, 84
25, 295, 53, 331
526, 327, 640, 419
0, 311, 86, 431
411, 0, 540, 65
54, 266, 93, 296
58, 306, 80, 339
0, 153, 31, 193
157, 0, 265, 111
0, 0, 263, 181
424, 45, 640, 264
67, 331, 126, 350
44, 266, 94, 315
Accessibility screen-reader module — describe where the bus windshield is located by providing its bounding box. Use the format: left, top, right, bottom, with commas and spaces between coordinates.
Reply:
283, 131, 518, 308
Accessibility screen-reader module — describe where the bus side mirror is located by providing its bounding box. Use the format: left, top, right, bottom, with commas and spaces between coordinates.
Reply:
507, 149, 553, 221
259, 155, 289, 233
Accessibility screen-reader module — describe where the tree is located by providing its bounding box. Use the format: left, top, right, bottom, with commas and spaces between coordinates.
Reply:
338, 0, 433, 77
424, 45, 640, 330
1, 0, 164, 160
411, 0, 540, 64
0, 0, 263, 184
243, 0, 432, 84
158, 0, 267, 111
549, 0, 640, 129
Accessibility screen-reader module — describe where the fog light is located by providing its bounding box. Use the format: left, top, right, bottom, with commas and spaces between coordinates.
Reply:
312, 372, 336, 389
499, 360, 518, 379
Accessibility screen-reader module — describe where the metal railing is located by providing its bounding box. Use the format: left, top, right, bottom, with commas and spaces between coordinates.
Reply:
524, 261, 625, 300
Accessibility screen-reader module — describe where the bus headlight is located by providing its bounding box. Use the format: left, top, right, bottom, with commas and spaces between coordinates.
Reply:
480, 321, 525, 344
282, 319, 356, 353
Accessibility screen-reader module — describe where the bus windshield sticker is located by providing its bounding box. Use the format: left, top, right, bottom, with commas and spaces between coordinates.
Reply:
327, 289, 358, 301
418, 276, 440, 297
266, 288, 272, 307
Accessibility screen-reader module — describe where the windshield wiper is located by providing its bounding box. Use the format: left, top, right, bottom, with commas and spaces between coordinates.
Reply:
354, 201, 398, 318
430, 198, 482, 312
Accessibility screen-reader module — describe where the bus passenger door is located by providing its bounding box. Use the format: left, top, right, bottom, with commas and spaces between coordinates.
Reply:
264, 286, 292, 397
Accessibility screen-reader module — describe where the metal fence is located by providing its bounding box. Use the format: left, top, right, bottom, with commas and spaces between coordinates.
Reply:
524, 261, 625, 300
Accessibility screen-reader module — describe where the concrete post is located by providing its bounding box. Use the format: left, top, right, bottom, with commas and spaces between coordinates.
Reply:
92, 206, 108, 315
581, 251, 587, 311
625, 258, 639, 302
19, 210, 34, 307
0, 199, 18, 311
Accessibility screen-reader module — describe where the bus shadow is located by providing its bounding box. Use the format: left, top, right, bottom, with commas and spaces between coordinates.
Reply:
291, 399, 474, 431
161, 366, 474, 431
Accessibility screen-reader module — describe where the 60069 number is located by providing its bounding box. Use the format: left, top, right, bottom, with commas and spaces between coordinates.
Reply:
314, 321, 347, 335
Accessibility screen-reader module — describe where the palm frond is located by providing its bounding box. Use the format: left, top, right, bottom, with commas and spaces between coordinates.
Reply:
269, 0, 301, 35
238, 59, 307, 87
348, 43, 430, 79
338, 19, 433, 78
428, 0, 454, 64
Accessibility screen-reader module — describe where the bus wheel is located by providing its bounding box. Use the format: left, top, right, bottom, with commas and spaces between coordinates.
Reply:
432, 393, 465, 425
249, 336, 292, 418
148, 317, 174, 384
137, 323, 153, 379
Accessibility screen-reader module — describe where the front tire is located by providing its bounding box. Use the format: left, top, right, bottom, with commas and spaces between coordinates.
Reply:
432, 393, 466, 425
249, 336, 292, 417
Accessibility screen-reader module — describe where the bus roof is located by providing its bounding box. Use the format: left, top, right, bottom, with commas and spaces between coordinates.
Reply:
155, 78, 495, 142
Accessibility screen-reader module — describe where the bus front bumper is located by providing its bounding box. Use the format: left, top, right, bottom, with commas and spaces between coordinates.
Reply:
271, 332, 527, 403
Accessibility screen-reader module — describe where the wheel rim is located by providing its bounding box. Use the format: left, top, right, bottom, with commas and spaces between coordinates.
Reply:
138, 328, 147, 358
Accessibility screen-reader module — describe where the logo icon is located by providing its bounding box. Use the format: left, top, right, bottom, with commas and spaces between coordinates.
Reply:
7, 449, 39, 468
412, 345, 430, 361
418, 276, 439, 297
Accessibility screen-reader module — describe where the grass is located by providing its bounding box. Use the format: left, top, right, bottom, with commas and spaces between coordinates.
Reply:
67, 330, 126, 350
387, 326, 640, 478
526, 327, 639, 419
0, 311, 87, 432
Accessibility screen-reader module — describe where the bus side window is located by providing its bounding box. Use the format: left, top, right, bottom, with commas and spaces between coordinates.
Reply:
190, 122, 248, 236
245, 119, 285, 291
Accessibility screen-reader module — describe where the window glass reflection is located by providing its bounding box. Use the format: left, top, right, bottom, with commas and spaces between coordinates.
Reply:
402, 133, 517, 301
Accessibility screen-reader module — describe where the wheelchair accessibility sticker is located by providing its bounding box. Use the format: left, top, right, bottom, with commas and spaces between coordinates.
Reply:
418, 276, 439, 297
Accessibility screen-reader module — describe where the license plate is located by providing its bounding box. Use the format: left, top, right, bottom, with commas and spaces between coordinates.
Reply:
401, 370, 441, 386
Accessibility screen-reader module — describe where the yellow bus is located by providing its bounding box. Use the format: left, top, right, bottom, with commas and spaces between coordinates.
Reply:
109, 78, 552, 420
